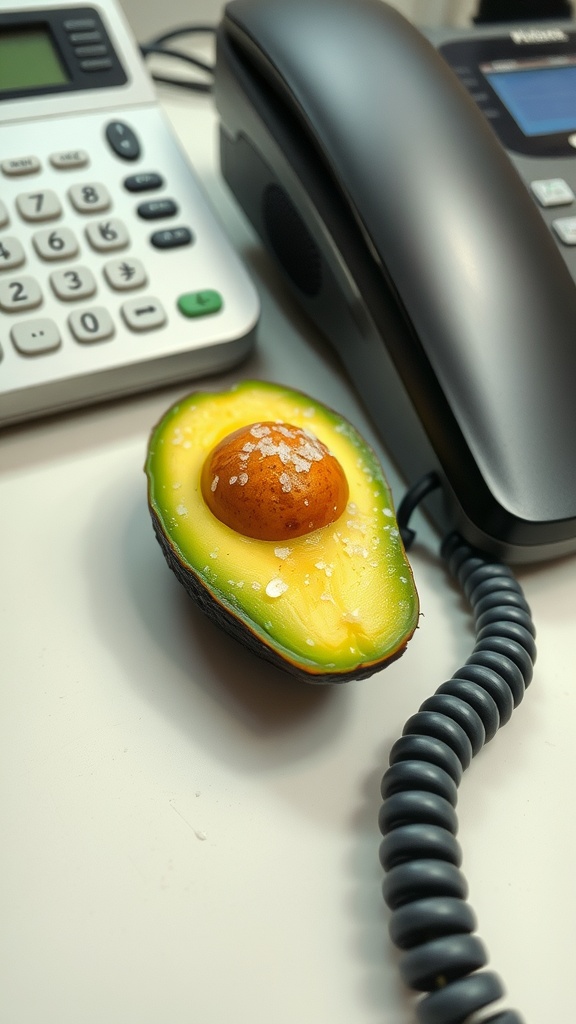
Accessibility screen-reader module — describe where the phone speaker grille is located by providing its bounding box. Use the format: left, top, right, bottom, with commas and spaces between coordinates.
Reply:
262, 183, 322, 298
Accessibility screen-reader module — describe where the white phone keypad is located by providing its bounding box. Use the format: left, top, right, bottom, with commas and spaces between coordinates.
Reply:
0, 105, 258, 427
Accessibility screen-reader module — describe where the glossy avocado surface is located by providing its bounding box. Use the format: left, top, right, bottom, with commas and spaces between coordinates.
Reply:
145, 380, 419, 682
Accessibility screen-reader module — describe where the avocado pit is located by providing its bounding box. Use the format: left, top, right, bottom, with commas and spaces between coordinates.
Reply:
200, 420, 349, 540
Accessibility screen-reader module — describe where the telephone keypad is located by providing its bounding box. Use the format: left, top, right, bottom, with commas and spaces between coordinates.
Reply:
0, 105, 258, 426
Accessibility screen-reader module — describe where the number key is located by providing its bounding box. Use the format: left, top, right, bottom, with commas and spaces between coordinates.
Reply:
85, 218, 129, 252
68, 182, 111, 213
68, 306, 114, 343
0, 276, 42, 312
0, 236, 26, 271
33, 226, 79, 261
50, 265, 97, 301
16, 189, 62, 222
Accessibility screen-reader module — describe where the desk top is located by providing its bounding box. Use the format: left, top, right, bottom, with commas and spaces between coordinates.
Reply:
1, 77, 574, 1024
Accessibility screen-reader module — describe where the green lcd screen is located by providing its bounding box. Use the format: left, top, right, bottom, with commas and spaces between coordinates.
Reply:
0, 26, 69, 93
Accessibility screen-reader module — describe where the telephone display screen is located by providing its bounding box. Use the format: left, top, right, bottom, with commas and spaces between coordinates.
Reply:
484, 62, 576, 137
0, 26, 69, 93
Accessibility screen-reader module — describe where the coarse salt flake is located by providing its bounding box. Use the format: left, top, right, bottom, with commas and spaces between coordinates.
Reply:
265, 578, 289, 598
274, 547, 291, 559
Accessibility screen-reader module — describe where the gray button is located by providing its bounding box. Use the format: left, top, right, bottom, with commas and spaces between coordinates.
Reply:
11, 318, 61, 355
121, 297, 166, 332
68, 307, 115, 344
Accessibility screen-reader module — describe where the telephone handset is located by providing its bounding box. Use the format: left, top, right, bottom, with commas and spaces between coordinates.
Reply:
214, 0, 576, 563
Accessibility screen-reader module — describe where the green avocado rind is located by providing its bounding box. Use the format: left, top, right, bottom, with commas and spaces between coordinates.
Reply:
145, 380, 419, 683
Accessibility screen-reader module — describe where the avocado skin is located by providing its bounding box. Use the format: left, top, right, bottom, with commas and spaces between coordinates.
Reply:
149, 505, 411, 684
145, 380, 419, 683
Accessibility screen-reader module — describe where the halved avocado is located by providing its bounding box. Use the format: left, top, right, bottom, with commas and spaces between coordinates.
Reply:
145, 380, 419, 683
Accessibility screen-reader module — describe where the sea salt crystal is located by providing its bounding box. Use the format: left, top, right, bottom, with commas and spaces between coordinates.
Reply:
265, 578, 288, 598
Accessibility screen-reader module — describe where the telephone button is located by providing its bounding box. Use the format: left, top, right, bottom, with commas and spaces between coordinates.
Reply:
0, 200, 8, 228
0, 237, 25, 272
124, 173, 164, 193
177, 290, 223, 318
68, 307, 115, 344
80, 58, 113, 73
63, 18, 98, 31
103, 257, 147, 291
150, 227, 193, 250
68, 182, 112, 213
75, 44, 108, 58
121, 297, 166, 332
531, 178, 574, 208
33, 227, 79, 262
105, 122, 141, 161
16, 189, 62, 222
69, 31, 103, 45
137, 199, 178, 220
552, 216, 576, 246
11, 318, 61, 356
1, 156, 41, 177
50, 266, 97, 301
50, 150, 90, 170
85, 218, 130, 252
0, 276, 43, 312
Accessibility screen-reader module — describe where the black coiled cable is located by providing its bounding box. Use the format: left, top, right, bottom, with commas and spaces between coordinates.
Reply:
381, 493, 536, 1024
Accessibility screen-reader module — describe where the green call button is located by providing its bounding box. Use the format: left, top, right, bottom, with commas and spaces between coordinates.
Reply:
177, 289, 223, 318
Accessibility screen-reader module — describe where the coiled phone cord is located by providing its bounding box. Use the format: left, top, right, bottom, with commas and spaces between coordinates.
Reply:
382, 476, 536, 1024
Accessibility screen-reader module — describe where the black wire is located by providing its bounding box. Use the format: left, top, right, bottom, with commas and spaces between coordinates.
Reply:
381, 477, 535, 1023
139, 25, 217, 94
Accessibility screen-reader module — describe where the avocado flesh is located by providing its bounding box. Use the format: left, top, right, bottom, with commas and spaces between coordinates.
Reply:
145, 380, 419, 682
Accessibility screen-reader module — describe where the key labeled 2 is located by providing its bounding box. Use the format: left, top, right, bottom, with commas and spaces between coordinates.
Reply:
0, 276, 42, 311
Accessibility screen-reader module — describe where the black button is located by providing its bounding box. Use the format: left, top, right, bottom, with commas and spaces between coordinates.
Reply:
69, 30, 103, 44
64, 18, 97, 31
106, 121, 141, 161
124, 173, 164, 193
151, 227, 193, 249
75, 44, 108, 57
80, 57, 113, 72
138, 199, 178, 220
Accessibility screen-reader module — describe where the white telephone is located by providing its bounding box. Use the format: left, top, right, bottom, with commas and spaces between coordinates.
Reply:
0, 0, 259, 427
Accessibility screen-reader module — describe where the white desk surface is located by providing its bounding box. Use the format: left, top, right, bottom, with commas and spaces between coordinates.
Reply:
2, 61, 576, 1024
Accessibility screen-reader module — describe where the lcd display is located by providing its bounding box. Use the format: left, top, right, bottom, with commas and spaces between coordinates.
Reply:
484, 63, 576, 137
0, 26, 69, 93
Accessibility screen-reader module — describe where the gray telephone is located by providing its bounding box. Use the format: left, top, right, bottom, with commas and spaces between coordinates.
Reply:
215, 0, 576, 564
